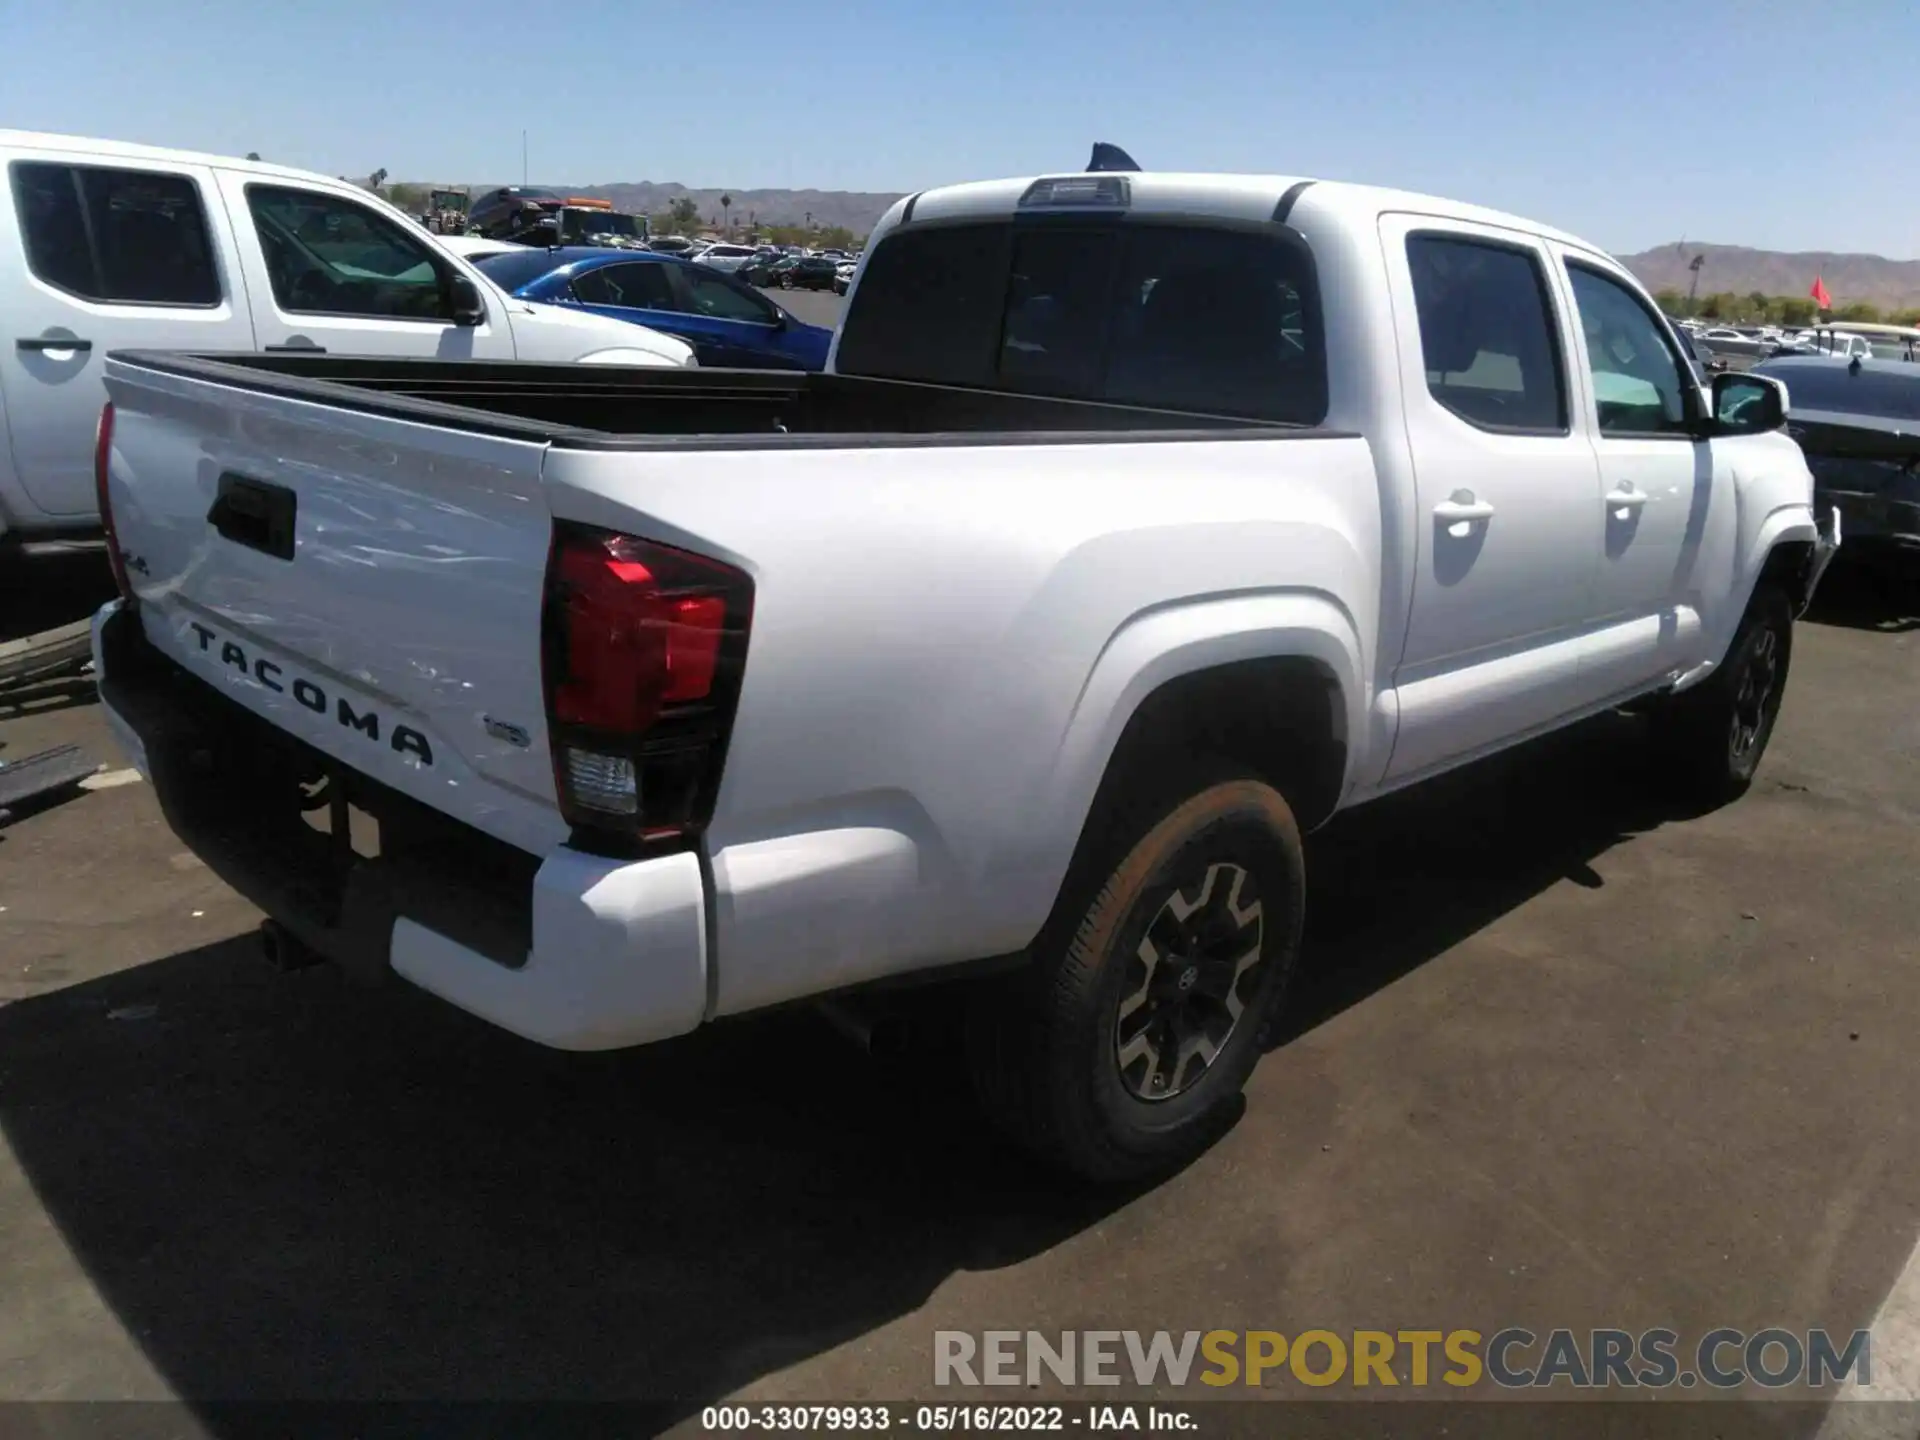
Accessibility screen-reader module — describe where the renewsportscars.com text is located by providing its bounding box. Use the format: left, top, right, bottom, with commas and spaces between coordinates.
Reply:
934, 1328, 1872, 1391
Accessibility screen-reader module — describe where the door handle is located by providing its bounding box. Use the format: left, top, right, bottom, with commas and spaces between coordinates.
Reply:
1605, 485, 1650, 518
1433, 493, 1496, 524
16, 336, 92, 353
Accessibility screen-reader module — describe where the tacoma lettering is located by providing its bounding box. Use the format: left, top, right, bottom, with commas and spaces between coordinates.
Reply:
184, 624, 434, 766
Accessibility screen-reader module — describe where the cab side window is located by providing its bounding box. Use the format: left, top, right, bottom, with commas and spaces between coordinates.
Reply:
11, 161, 222, 306
1406, 233, 1567, 434
676, 266, 781, 324
246, 185, 455, 322
1566, 263, 1694, 437
572, 262, 678, 311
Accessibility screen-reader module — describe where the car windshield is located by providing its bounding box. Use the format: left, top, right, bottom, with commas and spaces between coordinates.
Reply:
473, 249, 565, 293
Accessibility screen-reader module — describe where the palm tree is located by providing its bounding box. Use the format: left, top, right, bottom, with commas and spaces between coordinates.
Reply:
720, 193, 732, 235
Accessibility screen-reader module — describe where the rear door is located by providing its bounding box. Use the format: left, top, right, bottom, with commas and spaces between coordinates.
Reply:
0, 150, 254, 520
1377, 215, 1606, 781
212, 172, 515, 360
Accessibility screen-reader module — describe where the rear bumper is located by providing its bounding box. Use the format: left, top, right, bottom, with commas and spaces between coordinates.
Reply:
92, 600, 709, 1051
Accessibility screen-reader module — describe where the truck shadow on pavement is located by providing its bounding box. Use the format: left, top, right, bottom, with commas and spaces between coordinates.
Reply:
1280, 710, 1675, 1045
0, 711, 1682, 1422
0, 939, 1141, 1417
1799, 556, 1920, 634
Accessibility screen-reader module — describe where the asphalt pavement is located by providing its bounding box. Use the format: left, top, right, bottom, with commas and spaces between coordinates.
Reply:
3, 515, 1919, 1434
761, 286, 844, 330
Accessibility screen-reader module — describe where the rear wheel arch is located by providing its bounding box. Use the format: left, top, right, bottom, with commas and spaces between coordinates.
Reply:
1088, 656, 1350, 835
1031, 653, 1349, 961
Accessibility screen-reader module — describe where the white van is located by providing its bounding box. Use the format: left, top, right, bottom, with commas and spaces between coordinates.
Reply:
0, 131, 694, 542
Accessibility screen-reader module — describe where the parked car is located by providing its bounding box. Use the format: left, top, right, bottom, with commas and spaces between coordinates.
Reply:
1692, 327, 1776, 362
473, 246, 832, 370
832, 260, 857, 296
694, 243, 759, 274
0, 129, 693, 544
780, 254, 840, 291
737, 252, 785, 285
466, 185, 566, 235
1758, 353, 1916, 569
647, 235, 697, 256
92, 167, 1835, 1182
1670, 325, 1722, 383
750, 253, 805, 287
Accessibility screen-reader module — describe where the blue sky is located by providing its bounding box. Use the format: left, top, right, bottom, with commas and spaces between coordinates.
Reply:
4, 0, 1916, 257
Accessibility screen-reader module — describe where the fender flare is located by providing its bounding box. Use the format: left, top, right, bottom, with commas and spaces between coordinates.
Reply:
1671, 503, 1824, 696
998, 590, 1367, 933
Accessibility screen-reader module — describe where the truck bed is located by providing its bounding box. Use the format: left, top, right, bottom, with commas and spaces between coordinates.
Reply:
109, 351, 1322, 449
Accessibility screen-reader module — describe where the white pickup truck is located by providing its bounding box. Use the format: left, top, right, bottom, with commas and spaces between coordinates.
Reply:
92, 169, 1838, 1181
0, 130, 693, 546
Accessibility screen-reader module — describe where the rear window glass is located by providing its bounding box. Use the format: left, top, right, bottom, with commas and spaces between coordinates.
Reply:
836, 220, 1325, 423
1105, 226, 1322, 420
836, 223, 1012, 387
999, 226, 1118, 396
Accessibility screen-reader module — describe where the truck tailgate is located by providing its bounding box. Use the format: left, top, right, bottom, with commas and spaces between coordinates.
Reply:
102, 360, 566, 856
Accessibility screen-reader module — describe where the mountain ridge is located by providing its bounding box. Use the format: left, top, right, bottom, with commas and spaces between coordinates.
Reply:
1619, 242, 1920, 310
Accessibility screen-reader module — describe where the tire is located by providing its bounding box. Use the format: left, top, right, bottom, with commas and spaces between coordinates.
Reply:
1650, 584, 1793, 808
966, 768, 1305, 1183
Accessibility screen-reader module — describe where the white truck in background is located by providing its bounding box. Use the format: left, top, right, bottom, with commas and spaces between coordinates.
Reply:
0, 130, 694, 547
93, 168, 1837, 1181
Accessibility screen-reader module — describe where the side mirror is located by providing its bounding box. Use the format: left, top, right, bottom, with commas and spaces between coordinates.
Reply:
448, 273, 486, 328
1710, 371, 1787, 435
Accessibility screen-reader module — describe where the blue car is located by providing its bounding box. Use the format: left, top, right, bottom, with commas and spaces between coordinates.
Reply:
472, 246, 833, 371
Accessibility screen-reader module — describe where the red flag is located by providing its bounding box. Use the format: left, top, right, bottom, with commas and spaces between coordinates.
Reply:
1811, 275, 1832, 309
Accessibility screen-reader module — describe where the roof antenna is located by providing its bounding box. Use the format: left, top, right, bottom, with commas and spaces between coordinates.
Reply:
1087, 142, 1140, 173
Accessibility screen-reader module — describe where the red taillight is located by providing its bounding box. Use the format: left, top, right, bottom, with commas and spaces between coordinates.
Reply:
95, 402, 132, 601
541, 524, 752, 848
